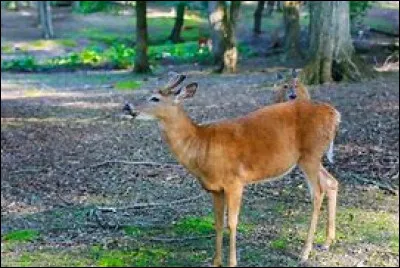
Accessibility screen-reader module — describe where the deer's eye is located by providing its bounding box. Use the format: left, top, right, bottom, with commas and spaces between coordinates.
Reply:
149, 96, 160, 102
283, 84, 289, 89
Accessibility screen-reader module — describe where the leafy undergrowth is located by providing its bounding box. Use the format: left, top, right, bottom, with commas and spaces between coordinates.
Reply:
1, 41, 214, 72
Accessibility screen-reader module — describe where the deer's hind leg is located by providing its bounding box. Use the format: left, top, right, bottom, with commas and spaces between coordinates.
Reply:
319, 165, 338, 250
298, 158, 325, 262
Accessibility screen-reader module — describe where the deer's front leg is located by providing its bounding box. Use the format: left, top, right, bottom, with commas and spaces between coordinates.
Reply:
212, 191, 225, 267
226, 185, 244, 267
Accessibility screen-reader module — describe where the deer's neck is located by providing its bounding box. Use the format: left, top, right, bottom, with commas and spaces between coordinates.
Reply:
159, 107, 205, 174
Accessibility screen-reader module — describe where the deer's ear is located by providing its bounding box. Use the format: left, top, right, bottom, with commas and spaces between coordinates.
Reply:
175, 82, 198, 101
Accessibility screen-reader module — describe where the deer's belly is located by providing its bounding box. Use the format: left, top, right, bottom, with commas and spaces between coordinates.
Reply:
244, 163, 297, 184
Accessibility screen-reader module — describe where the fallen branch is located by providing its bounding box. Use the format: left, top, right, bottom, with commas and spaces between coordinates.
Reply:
351, 174, 398, 195
149, 234, 214, 243
84, 160, 181, 170
9, 168, 48, 174
96, 193, 205, 211
56, 193, 75, 207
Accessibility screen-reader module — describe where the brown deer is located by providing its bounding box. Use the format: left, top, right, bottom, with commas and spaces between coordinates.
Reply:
123, 73, 340, 267
273, 69, 310, 103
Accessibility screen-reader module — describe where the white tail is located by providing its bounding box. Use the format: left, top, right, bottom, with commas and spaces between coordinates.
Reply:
124, 73, 340, 267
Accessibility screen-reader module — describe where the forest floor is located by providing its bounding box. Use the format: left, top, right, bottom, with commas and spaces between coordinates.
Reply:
1, 2, 399, 267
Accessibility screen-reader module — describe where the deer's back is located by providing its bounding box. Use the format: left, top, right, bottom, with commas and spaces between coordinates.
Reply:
197, 100, 339, 184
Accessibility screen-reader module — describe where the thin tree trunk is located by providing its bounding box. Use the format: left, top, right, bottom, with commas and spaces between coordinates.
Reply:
266, 1, 275, 16
276, 1, 283, 11
169, 2, 185, 43
282, 1, 302, 60
208, 1, 241, 73
38, 1, 54, 39
73, 1, 80, 11
253, 1, 265, 34
301, 1, 374, 84
134, 1, 150, 73
208, 1, 225, 72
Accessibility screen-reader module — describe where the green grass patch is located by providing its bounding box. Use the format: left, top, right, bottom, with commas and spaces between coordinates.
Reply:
289, 208, 399, 253
16, 39, 78, 51
91, 246, 169, 267
270, 237, 288, 250
1, 44, 13, 53
78, 28, 129, 45
173, 215, 254, 235
147, 16, 208, 44
15, 251, 92, 267
2, 229, 40, 242
122, 225, 142, 236
363, 16, 399, 35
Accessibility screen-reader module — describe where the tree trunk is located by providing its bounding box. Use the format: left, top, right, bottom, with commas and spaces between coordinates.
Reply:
169, 2, 185, 43
276, 1, 283, 11
253, 1, 265, 34
208, 1, 241, 73
282, 1, 302, 60
266, 1, 275, 16
301, 1, 374, 84
134, 1, 150, 73
38, 1, 54, 39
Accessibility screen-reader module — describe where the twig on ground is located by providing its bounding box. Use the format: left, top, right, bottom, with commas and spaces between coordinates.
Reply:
56, 193, 75, 207
83, 160, 181, 170
9, 168, 48, 174
351, 174, 398, 195
96, 193, 205, 211
149, 234, 215, 243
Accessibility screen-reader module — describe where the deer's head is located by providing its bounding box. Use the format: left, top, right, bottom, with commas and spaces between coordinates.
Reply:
123, 72, 198, 121
273, 69, 309, 103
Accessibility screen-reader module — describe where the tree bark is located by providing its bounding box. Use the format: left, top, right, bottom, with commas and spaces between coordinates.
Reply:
169, 2, 186, 43
208, 1, 241, 73
282, 1, 302, 60
134, 1, 150, 73
253, 1, 265, 34
301, 1, 374, 84
38, 1, 54, 39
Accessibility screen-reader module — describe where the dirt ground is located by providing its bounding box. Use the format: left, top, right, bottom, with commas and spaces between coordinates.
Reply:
1, 2, 399, 268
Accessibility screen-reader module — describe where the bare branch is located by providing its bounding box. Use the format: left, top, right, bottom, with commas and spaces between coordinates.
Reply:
84, 160, 181, 170
96, 193, 205, 211
149, 234, 214, 243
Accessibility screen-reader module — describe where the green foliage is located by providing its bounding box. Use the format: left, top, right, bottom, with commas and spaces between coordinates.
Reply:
74, 1, 112, 14
1, 56, 37, 71
1, 41, 214, 72
2, 229, 40, 242
149, 41, 211, 63
122, 225, 142, 235
350, 1, 373, 21
270, 238, 288, 250
105, 44, 135, 68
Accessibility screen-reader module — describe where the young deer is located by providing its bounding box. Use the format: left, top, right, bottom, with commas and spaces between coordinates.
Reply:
273, 69, 310, 103
123, 73, 340, 267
